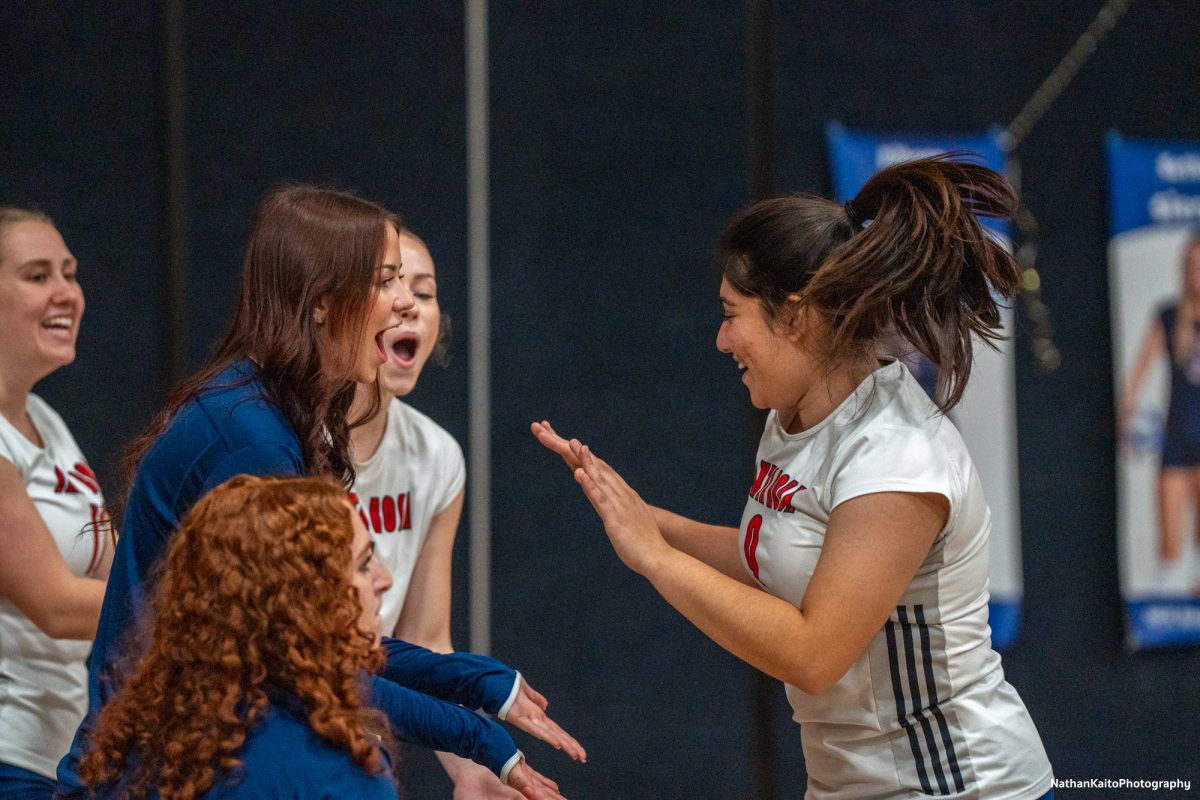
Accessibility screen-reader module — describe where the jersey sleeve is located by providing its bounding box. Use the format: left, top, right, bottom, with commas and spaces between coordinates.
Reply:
365, 675, 520, 780
379, 637, 517, 714
827, 425, 958, 512
201, 442, 305, 493
430, 429, 465, 515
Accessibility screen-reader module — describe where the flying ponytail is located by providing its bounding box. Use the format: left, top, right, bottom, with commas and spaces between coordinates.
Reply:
719, 154, 1022, 412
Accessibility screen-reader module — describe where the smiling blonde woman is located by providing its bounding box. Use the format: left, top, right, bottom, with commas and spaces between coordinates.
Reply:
0, 208, 114, 800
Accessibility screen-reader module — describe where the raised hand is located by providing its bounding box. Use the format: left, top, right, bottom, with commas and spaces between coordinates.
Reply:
503, 678, 586, 762
506, 758, 568, 800
564, 438, 670, 576
530, 421, 581, 470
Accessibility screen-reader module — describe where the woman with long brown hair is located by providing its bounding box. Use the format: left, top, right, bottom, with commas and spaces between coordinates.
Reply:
535, 157, 1054, 798
55, 187, 578, 798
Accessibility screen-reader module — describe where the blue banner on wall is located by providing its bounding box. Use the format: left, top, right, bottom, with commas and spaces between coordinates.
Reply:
827, 123, 1011, 237
1108, 132, 1200, 650
825, 123, 1024, 650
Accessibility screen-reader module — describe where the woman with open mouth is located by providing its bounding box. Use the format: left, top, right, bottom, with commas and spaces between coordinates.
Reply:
0, 208, 116, 800
53, 187, 578, 799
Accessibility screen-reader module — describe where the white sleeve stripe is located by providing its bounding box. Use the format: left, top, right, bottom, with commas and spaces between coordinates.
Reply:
498, 750, 523, 785
497, 671, 521, 720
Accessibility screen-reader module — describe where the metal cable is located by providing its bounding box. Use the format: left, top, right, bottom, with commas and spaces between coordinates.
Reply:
1001, 0, 1134, 373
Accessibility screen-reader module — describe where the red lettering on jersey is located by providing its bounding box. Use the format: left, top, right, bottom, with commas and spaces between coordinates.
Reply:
748, 460, 805, 512
348, 493, 370, 529
382, 495, 397, 532
368, 497, 383, 534
750, 461, 773, 500
753, 464, 777, 505
86, 504, 105, 575
778, 482, 803, 511
398, 493, 411, 530
54, 466, 67, 493
353, 492, 413, 535
773, 474, 787, 505
744, 514, 763, 581
71, 462, 100, 493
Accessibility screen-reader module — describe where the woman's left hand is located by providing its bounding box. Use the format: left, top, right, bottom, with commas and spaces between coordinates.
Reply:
506, 757, 568, 800
503, 678, 587, 762
566, 439, 670, 576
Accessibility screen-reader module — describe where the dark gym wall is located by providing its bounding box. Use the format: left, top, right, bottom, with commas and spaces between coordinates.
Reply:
1, 3, 162, 486
3, 3, 1199, 798
488, 5, 753, 797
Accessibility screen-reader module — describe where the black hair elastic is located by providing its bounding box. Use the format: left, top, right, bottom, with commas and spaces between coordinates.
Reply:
843, 200, 862, 231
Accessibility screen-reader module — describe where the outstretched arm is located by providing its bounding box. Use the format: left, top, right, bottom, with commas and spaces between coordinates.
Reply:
532, 421, 751, 583
564, 439, 946, 695
393, 488, 522, 797
366, 676, 567, 799
378, 640, 584, 761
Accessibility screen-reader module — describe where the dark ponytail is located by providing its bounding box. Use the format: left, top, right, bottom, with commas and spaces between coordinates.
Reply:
719, 154, 1022, 412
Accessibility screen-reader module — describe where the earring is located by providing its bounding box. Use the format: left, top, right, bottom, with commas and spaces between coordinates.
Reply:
312, 310, 326, 325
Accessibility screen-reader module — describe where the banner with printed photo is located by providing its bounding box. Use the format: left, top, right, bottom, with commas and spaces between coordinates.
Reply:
1109, 132, 1200, 649
826, 123, 1024, 649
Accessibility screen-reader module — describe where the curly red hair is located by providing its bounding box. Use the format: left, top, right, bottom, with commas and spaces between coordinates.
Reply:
78, 475, 387, 799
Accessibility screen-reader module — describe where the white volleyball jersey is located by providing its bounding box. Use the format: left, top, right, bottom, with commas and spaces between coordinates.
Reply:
739, 361, 1052, 800
351, 399, 465, 635
0, 394, 108, 778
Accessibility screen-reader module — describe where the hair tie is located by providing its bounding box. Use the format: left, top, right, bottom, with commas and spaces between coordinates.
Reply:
843, 200, 862, 231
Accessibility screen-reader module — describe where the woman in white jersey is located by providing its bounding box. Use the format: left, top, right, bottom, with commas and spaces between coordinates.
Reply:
534, 157, 1054, 799
350, 230, 545, 797
0, 209, 113, 800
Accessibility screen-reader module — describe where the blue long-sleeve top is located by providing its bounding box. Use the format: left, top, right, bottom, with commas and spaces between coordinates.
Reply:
93, 692, 399, 800
57, 361, 522, 793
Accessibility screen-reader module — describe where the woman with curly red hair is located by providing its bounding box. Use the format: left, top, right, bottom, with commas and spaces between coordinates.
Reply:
79, 475, 398, 798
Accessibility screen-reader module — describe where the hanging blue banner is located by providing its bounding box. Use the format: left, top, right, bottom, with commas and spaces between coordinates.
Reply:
1108, 133, 1200, 237
1108, 131, 1200, 650
825, 123, 1023, 650
827, 123, 1011, 237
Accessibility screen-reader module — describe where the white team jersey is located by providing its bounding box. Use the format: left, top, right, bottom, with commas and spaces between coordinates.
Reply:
0, 394, 108, 778
351, 399, 465, 635
739, 361, 1052, 800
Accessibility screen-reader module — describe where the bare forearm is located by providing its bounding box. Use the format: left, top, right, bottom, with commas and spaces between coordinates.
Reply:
650, 506, 752, 584
641, 544, 824, 690
29, 576, 105, 640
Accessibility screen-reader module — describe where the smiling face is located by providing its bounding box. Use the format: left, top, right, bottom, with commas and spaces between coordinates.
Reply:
377, 233, 440, 398
0, 220, 85, 386
347, 502, 393, 644
715, 277, 820, 412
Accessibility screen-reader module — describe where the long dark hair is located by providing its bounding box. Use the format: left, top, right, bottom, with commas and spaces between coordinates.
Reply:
719, 154, 1021, 411
124, 186, 396, 489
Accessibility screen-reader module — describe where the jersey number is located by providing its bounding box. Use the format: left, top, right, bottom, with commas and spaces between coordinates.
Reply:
744, 514, 762, 581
